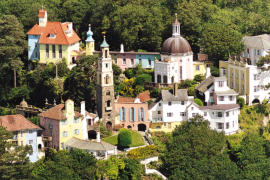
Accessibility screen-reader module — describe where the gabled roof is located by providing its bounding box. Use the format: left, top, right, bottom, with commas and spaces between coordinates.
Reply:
186, 101, 200, 110
38, 104, 82, 121
137, 91, 150, 102
243, 34, 270, 50
66, 137, 116, 151
161, 89, 188, 102
27, 22, 80, 45
196, 76, 214, 93
199, 104, 239, 111
0, 114, 41, 132
116, 91, 150, 104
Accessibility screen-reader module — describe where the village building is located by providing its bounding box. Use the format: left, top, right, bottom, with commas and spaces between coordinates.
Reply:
193, 53, 213, 78
114, 91, 151, 131
154, 14, 193, 85
27, 9, 81, 67
0, 114, 41, 162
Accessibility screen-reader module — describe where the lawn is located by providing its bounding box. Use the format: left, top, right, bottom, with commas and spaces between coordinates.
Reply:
103, 130, 145, 147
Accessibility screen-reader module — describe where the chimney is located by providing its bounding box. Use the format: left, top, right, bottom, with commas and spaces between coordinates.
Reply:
206, 67, 211, 78
81, 101, 86, 117
96, 132, 101, 143
68, 22, 73, 32
120, 44, 124, 53
173, 83, 178, 96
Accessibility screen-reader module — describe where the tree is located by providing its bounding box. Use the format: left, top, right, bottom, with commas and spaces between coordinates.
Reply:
161, 115, 239, 179
118, 128, 132, 148
237, 97, 245, 108
0, 127, 32, 179
119, 158, 143, 180
194, 98, 203, 106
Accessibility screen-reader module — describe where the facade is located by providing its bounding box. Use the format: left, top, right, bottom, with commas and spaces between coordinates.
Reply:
96, 36, 115, 129
242, 34, 270, 65
27, 9, 81, 66
0, 114, 41, 162
114, 91, 150, 131
219, 57, 270, 105
154, 14, 193, 85
193, 53, 213, 78
39, 99, 87, 150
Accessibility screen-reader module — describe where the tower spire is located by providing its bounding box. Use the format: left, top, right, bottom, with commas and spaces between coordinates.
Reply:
172, 13, 180, 37
85, 24, 95, 55
100, 32, 109, 48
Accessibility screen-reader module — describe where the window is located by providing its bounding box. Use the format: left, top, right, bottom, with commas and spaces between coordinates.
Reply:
217, 123, 224, 129
226, 122, 230, 129
105, 50, 108, 58
158, 111, 161, 114
131, 59, 134, 65
61, 143, 64, 149
196, 65, 200, 71
105, 63, 108, 68
221, 68, 226, 76
21, 131, 23, 137
191, 107, 194, 110
257, 50, 261, 56
130, 108, 135, 121
204, 112, 207, 116
140, 108, 145, 121
29, 140, 33, 145
247, 48, 249, 54
229, 96, 233, 101
180, 66, 182, 79
219, 96, 224, 101
58, 45, 62, 58
254, 86, 260, 92
163, 123, 166, 127
121, 107, 126, 121
254, 49, 256, 56
156, 126, 161, 129
107, 100, 111, 107
181, 101, 185, 105
148, 59, 151, 66
180, 112, 186, 116
218, 81, 224, 87
29, 130, 32, 134
217, 112, 223, 117
168, 102, 172, 106
158, 103, 161, 106
49, 34, 56, 38
123, 59, 126, 64
61, 120, 68, 125
106, 91, 110, 95
46, 44, 49, 58
62, 131, 68, 137
167, 113, 173, 117
226, 112, 229, 117
254, 74, 259, 80
52, 45, 56, 58
74, 129, 80, 135
105, 75, 109, 84
157, 75, 161, 83
233, 121, 235, 127
163, 75, 168, 84
192, 113, 196, 117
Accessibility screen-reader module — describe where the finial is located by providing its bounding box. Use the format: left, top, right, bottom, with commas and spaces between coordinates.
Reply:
102, 31, 106, 37
45, 98, 48, 105
89, 24, 91, 27
175, 13, 178, 18
53, 99, 56, 105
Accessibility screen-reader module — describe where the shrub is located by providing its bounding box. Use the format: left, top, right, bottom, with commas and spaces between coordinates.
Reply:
194, 75, 204, 82
135, 73, 152, 86
150, 87, 161, 99
210, 66, 219, 77
100, 124, 112, 138
194, 98, 203, 106
237, 97, 245, 108
188, 86, 196, 96
127, 145, 159, 160
118, 128, 132, 148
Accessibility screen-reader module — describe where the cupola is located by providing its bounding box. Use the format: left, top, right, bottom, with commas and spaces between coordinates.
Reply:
86, 24, 94, 42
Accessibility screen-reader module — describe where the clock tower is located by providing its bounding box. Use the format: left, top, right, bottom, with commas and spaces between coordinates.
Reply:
96, 34, 115, 129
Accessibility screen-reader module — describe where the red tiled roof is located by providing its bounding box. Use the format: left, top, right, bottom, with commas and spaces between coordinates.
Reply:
38, 104, 82, 121
38, 9, 46, 18
117, 97, 135, 103
137, 91, 150, 102
27, 22, 80, 45
0, 114, 41, 132
199, 104, 239, 110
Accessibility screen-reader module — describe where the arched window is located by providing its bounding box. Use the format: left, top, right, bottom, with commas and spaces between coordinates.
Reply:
105, 75, 109, 84
163, 75, 168, 84
138, 107, 145, 121
106, 91, 110, 95
157, 75, 161, 83
120, 107, 126, 121
106, 100, 111, 107
129, 107, 135, 122
171, 76, 174, 83
105, 50, 108, 58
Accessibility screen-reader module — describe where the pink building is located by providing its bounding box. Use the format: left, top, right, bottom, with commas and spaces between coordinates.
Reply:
115, 91, 150, 131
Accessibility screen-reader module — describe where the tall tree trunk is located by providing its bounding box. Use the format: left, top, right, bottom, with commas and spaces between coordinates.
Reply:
13, 68, 16, 88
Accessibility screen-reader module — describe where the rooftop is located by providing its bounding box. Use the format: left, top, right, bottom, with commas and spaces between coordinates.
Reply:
161, 89, 188, 102
243, 34, 270, 49
199, 104, 240, 111
196, 76, 214, 93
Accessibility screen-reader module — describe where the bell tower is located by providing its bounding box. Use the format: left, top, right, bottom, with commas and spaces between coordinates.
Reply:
86, 24, 95, 55
96, 34, 115, 129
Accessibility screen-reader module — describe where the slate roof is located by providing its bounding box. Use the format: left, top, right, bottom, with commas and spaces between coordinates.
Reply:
161, 89, 188, 102
215, 89, 238, 95
65, 137, 116, 151
0, 114, 41, 132
38, 104, 82, 121
199, 104, 239, 110
243, 34, 270, 49
27, 22, 80, 45
196, 76, 214, 93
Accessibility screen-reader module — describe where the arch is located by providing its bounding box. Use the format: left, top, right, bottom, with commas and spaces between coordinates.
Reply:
38, 144, 42, 150
171, 76, 174, 83
138, 124, 146, 131
88, 130, 97, 139
127, 125, 132, 129
157, 75, 161, 83
106, 91, 110, 95
105, 50, 108, 58
163, 75, 168, 84
107, 100, 111, 107
106, 121, 113, 130
72, 57, 76, 64
105, 75, 109, 84
252, 98, 260, 104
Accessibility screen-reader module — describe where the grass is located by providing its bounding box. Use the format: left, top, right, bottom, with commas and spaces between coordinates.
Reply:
103, 130, 145, 147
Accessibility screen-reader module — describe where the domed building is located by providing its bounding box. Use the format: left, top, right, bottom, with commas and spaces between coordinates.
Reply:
155, 14, 193, 84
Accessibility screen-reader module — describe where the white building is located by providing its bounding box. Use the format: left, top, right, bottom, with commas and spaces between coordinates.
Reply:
242, 34, 270, 65
154, 14, 193, 85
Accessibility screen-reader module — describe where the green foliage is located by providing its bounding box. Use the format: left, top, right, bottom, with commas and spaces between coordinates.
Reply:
127, 145, 159, 160
150, 87, 161, 99
178, 80, 196, 89
211, 66, 219, 77
0, 107, 14, 116
193, 74, 204, 82
118, 128, 132, 148
100, 124, 112, 138
119, 158, 143, 180
135, 73, 152, 86
28, 116, 40, 126
194, 98, 203, 106
237, 97, 245, 108
256, 55, 270, 67
187, 86, 196, 97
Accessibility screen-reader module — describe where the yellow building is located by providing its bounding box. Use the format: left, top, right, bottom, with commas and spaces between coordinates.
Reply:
150, 122, 182, 133
219, 57, 270, 105
193, 53, 213, 78
27, 9, 81, 67
39, 99, 87, 150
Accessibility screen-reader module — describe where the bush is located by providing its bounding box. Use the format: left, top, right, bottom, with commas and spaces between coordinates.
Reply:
188, 86, 196, 96
127, 145, 159, 160
118, 128, 132, 148
211, 66, 219, 77
100, 124, 112, 138
237, 97, 245, 108
194, 75, 204, 82
150, 87, 161, 99
194, 98, 203, 106
179, 80, 195, 88
135, 73, 152, 86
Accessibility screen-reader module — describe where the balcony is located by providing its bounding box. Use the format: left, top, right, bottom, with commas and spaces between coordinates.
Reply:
42, 136, 52, 142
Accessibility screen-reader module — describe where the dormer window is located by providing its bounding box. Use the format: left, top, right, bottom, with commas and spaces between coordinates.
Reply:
49, 34, 56, 38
